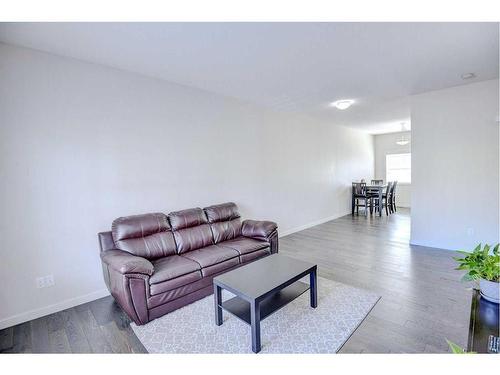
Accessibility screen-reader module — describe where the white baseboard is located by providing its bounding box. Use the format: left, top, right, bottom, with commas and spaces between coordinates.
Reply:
409, 239, 455, 252
0, 288, 110, 330
279, 211, 349, 237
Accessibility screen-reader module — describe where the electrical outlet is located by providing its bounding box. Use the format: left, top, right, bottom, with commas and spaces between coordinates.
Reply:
45, 274, 55, 287
36, 277, 45, 289
36, 275, 55, 289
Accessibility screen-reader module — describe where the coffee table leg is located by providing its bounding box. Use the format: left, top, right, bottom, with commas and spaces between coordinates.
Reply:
310, 267, 318, 308
214, 284, 223, 326
250, 300, 261, 353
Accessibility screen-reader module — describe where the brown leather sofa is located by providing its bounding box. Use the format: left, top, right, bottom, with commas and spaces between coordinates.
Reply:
98, 202, 278, 325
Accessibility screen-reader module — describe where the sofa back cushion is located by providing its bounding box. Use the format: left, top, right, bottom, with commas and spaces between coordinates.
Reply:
204, 202, 242, 243
112, 213, 176, 259
169, 208, 214, 254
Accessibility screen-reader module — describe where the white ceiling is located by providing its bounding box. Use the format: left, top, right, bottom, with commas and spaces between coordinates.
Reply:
0, 22, 498, 134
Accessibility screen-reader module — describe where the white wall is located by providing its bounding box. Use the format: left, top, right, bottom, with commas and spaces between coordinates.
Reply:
374, 131, 411, 208
0, 43, 374, 328
411, 79, 499, 251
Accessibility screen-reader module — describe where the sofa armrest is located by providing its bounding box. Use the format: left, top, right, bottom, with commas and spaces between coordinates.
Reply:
100, 249, 154, 276
242, 220, 278, 240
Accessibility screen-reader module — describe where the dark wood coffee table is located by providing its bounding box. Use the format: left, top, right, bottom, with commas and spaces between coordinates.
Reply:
213, 254, 317, 353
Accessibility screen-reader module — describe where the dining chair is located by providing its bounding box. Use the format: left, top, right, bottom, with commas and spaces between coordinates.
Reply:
391, 181, 398, 212
367, 180, 384, 214
370, 181, 392, 216
384, 181, 393, 215
352, 182, 371, 217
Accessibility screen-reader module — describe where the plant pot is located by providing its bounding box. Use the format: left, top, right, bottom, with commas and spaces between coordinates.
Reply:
479, 279, 500, 304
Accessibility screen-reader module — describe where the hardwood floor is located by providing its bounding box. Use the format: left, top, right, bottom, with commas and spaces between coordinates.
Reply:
0, 208, 471, 353
0, 294, 147, 353
280, 208, 471, 353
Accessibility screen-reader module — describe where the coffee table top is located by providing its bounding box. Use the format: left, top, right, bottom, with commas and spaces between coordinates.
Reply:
213, 254, 316, 300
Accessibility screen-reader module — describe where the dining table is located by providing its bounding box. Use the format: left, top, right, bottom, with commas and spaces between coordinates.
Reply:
351, 184, 387, 217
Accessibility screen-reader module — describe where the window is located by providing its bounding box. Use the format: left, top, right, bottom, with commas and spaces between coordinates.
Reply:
386, 153, 411, 183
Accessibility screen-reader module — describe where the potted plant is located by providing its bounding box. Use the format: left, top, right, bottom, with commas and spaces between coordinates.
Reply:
454, 244, 499, 303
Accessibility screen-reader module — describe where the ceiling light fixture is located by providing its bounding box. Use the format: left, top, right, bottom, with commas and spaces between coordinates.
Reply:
396, 123, 410, 146
461, 72, 476, 80
331, 99, 354, 110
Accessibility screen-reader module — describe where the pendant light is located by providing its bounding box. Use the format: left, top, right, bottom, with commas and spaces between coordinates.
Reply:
396, 123, 409, 146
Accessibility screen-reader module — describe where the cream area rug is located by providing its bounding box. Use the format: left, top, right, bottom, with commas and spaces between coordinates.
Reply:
131, 277, 380, 353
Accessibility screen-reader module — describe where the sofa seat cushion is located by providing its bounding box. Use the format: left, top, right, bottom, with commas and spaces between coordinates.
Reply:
218, 236, 269, 255
149, 271, 202, 296
147, 277, 213, 308
150, 255, 201, 284
149, 270, 203, 296
181, 245, 239, 268
240, 248, 271, 263
201, 257, 240, 277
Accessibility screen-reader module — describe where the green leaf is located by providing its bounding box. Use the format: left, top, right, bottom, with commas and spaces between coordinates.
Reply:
446, 339, 465, 354
461, 274, 472, 282
456, 251, 471, 255
493, 244, 499, 256
446, 339, 476, 354
483, 244, 490, 256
